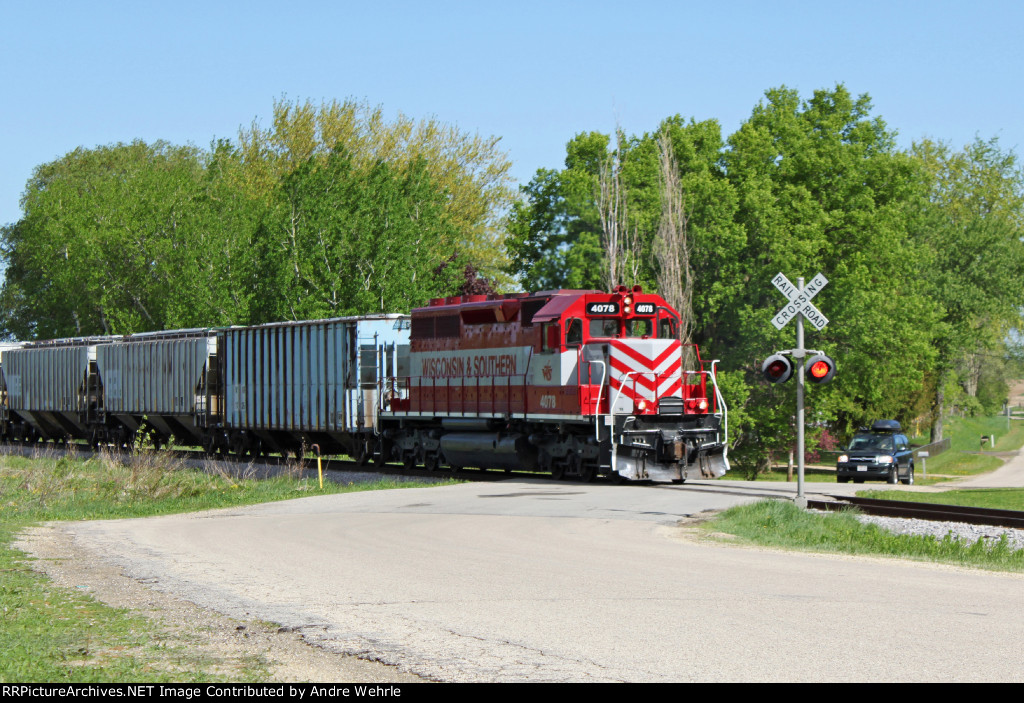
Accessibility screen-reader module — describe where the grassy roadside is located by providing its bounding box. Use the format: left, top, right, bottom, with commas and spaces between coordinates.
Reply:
703, 414, 1024, 572
704, 499, 1024, 572
0, 448, 447, 682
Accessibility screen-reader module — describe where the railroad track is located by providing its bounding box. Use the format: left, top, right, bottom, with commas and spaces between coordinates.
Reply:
808, 495, 1024, 529
8, 441, 1023, 527
0, 441, 539, 484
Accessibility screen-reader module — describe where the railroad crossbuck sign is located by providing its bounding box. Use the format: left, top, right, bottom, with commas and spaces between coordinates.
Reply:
771, 272, 829, 331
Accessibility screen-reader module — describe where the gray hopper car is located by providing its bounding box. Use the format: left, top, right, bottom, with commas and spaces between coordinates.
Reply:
0, 316, 411, 460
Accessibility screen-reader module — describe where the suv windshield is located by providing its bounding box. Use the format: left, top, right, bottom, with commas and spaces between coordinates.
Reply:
848, 435, 894, 452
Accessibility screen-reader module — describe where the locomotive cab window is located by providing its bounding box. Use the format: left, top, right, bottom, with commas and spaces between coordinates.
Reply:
625, 318, 654, 338
658, 310, 679, 340
589, 318, 620, 338
565, 318, 583, 347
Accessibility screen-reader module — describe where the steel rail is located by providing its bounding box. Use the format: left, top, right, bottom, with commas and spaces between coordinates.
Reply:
808, 495, 1024, 529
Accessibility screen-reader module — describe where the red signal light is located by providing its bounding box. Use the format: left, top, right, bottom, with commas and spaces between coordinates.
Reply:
804, 354, 836, 384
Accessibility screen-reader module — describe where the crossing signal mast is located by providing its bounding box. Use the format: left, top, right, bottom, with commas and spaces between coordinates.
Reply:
763, 273, 835, 507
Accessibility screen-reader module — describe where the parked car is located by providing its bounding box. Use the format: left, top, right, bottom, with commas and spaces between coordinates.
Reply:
836, 419, 915, 484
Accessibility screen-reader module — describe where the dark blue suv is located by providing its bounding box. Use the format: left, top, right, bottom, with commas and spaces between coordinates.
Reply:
836, 420, 915, 484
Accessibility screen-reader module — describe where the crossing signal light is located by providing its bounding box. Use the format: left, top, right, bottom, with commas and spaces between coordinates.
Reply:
762, 354, 794, 384
805, 354, 836, 384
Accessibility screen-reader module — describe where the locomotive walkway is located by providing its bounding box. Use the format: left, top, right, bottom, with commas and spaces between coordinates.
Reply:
21, 474, 1024, 682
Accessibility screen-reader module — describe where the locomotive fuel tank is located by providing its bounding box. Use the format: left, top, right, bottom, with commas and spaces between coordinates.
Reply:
439, 432, 539, 471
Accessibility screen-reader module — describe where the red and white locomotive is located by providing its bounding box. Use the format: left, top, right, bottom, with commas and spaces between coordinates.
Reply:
378, 286, 729, 482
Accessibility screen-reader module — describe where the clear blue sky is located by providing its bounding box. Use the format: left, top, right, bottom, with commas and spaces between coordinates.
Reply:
2, 0, 1022, 227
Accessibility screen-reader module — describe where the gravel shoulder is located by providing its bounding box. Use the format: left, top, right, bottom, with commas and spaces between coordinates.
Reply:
14, 523, 428, 683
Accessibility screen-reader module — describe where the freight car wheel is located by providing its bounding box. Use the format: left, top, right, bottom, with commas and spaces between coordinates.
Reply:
373, 439, 392, 468
354, 438, 373, 466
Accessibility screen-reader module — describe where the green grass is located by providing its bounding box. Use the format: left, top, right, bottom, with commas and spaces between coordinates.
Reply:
0, 447, 449, 682
704, 499, 1024, 572
905, 415, 1024, 479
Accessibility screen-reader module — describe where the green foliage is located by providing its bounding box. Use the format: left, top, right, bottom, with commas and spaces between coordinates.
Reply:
238, 97, 516, 288
0, 141, 265, 337
1, 99, 514, 338
509, 83, 1024, 468
910, 137, 1024, 437
260, 148, 460, 321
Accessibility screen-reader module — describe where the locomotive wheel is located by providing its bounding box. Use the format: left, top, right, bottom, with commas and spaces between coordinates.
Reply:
565, 453, 582, 480
579, 460, 597, 483
550, 459, 566, 481
423, 451, 441, 472
403, 449, 419, 471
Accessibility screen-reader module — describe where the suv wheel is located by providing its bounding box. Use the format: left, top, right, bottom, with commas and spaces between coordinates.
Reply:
888, 466, 899, 484
901, 465, 915, 486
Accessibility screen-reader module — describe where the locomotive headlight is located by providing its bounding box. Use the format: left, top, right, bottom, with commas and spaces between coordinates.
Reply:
697, 398, 708, 411
636, 399, 648, 411
876, 455, 894, 464
623, 296, 633, 306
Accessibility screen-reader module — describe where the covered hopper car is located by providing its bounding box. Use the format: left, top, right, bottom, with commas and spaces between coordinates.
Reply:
0, 287, 729, 483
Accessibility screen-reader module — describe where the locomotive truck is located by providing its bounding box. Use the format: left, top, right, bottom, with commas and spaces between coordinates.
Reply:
0, 286, 729, 483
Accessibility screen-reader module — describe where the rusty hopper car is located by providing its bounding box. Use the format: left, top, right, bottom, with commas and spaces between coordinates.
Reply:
377, 286, 729, 482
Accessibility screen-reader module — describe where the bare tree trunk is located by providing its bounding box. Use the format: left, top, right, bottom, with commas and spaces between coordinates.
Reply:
598, 131, 640, 290
653, 130, 695, 350
931, 370, 947, 442
961, 350, 983, 397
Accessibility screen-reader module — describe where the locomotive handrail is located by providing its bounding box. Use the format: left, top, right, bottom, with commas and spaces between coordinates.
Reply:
588, 360, 607, 441
609, 370, 646, 417
710, 360, 728, 447
609, 368, 713, 411
586, 359, 618, 475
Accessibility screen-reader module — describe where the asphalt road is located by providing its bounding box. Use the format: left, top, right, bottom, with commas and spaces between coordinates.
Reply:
53, 477, 1024, 682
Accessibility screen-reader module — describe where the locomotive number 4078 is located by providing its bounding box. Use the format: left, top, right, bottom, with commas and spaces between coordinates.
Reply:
586, 303, 619, 315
